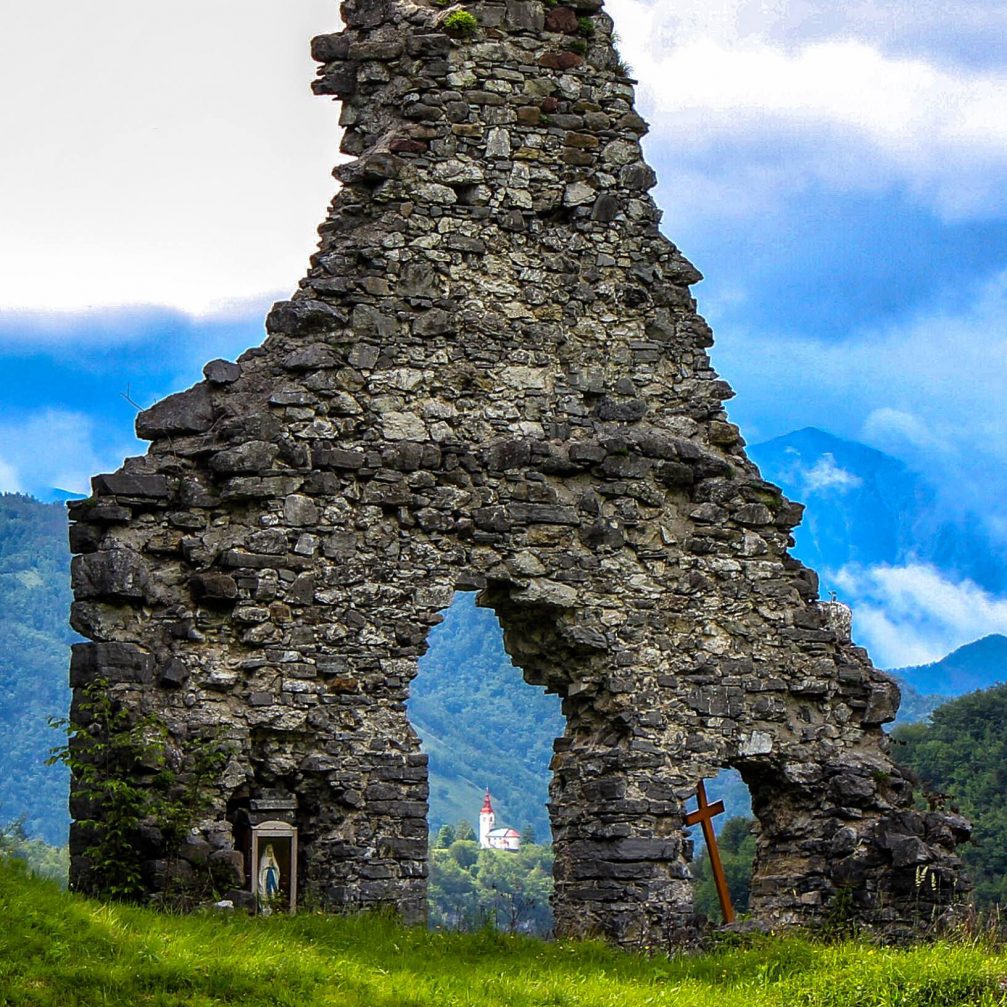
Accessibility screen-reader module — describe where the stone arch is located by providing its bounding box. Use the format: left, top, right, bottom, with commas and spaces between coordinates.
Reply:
409, 588, 562, 848
66, 0, 969, 948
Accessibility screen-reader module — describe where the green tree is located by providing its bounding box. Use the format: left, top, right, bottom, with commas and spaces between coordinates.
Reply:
427, 839, 554, 936
49, 680, 226, 903
448, 839, 480, 870
455, 819, 476, 842
428, 847, 481, 929
0, 818, 69, 883
893, 684, 1007, 907
692, 816, 756, 921
434, 824, 456, 848
476, 844, 554, 934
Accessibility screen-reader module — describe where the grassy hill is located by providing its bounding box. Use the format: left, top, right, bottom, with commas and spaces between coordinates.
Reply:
2, 862, 1006, 1007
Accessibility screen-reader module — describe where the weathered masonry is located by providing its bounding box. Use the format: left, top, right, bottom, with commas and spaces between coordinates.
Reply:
68, 0, 970, 946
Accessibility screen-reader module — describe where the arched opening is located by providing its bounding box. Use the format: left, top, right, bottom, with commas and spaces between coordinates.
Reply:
408, 591, 564, 934
685, 768, 756, 924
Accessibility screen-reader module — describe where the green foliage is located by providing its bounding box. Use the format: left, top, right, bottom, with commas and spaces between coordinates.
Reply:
49, 680, 226, 902
447, 838, 480, 870
0, 494, 73, 845
428, 840, 554, 935
568, 38, 588, 54
443, 10, 478, 37
0, 819, 68, 884
577, 16, 595, 37
893, 684, 1007, 907
3, 867, 1007, 1006
434, 824, 456, 848
454, 818, 476, 842
692, 816, 756, 921
893, 678, 946, 726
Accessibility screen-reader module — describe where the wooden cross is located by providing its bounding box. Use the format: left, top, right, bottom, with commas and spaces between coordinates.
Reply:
684, 779, 735, 924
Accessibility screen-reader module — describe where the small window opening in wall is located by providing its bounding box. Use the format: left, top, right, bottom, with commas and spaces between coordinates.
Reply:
686, 769, 756, 924
407, 591, 564, 935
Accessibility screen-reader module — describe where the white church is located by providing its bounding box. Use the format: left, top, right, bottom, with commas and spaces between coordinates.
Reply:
478, 791, 522, 852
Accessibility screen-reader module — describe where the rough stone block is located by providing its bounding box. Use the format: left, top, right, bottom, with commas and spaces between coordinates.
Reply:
71, 548, 149, 601
92, 473, 170, 499
190, 572, 239, 603
70, 642, 154, 687
203, 359, 242, 384
136, 384, 214, 440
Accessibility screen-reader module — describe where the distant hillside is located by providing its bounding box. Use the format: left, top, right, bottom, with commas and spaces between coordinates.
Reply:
0, 494, 72, 843
891, 678, 945, 726
34, 489, 86, 504
894, 683, 1007, 906
890, 635, 1007, 697
749, 427, 1006, 594
409, 593, 564, 841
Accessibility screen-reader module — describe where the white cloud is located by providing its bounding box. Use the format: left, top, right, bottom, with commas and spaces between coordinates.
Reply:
801, 454, 863, 493
0, 411, 131, 497
714, 267, 1007, 540
0, 297, 274, 352
862, 408, 947, 454
833, 562, 1007, 667
608, 0, 1007, 221
0, 457, 23, 494
609, 0, 1007, 67
0, 0, 339, 314
1, 1, 1004, 313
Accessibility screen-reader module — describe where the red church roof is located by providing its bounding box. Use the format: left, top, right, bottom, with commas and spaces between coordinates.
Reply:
481, 790, 494, 814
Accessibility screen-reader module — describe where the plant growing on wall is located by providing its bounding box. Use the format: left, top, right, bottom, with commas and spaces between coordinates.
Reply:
443, 10, 478, 38
49, 681, 225, 902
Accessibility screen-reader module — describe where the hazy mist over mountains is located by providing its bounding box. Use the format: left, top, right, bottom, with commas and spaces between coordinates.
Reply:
749, 427, 1007, 596
749, 427, 1007, 669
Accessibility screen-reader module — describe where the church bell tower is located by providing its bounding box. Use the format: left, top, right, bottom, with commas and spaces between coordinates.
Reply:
478, 791, 495, 849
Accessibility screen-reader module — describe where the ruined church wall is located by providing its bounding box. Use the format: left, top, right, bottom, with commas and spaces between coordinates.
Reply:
67, 0, 969, 946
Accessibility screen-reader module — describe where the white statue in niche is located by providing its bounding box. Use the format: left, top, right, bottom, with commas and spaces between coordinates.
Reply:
258, 843, 281, 915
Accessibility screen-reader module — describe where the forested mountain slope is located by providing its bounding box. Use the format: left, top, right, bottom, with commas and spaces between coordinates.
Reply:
0, 494, 72, 843
409, 593, 563, 840
891, 635, 1007, 697
895, 685, 1007, 906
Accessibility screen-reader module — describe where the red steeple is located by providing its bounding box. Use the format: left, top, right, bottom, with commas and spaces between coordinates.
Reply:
481, 790, 494, 814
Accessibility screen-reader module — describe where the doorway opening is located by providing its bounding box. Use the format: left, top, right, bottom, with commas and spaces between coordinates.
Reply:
686, 768, 757, 923
408, 591, 564, 934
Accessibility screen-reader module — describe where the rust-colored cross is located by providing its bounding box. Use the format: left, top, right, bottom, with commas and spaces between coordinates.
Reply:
684, 779, 735, 924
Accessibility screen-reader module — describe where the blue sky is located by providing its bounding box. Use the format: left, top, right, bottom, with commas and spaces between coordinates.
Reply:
0, 0, 1005, 665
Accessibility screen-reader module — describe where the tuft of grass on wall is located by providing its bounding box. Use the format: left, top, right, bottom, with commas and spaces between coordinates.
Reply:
2, 860, 1007, 1006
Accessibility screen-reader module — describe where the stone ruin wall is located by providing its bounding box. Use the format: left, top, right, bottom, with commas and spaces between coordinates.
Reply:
67, 0, 970, 947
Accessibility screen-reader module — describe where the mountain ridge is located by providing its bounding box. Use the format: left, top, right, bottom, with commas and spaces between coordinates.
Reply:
749, 427, 1006, 595
889, 634, 1007, 696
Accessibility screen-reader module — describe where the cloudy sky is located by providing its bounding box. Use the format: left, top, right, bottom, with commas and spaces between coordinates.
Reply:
1, 0, 1004, 666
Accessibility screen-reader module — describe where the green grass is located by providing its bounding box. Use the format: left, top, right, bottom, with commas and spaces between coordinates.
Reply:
2, 862, 1007, 1006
